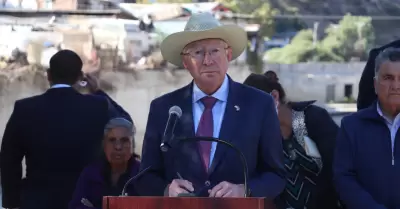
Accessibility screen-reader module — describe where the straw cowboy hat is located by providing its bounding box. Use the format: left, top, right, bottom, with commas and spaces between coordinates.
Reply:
160, 12, 247, 67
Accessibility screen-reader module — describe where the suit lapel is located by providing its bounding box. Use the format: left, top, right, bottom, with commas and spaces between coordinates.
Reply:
176, 82, 208, 178
209, 79, 243, 174
178, 83, 195, 138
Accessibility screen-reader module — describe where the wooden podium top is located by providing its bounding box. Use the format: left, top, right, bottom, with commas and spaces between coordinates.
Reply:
103, 196, 276, 209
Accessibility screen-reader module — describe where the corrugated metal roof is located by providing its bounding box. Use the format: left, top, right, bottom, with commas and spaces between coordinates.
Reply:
180, 2, 221, 13
154, 18, 254, 36
154, 20, 186, 36
119, 3, 184, 21
118, 2, 229, 20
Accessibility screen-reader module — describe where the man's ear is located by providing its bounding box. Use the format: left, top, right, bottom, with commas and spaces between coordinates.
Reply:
226, 47, 233, 61
74, 71, 84, 84
181, 54, 187, 69
373, 76, 378, 94
46, 69, 51, 83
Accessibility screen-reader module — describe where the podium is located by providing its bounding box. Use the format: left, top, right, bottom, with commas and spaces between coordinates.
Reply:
103, 196, 276, 209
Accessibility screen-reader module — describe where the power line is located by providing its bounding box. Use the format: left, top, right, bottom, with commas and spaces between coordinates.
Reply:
272, 14, 400, 20
2, 7, 400, 21
224, 12, 400, 20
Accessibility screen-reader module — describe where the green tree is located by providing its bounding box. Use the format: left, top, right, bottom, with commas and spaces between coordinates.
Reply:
265, 29, 343, 63
320, 14, 375, 61
253, 3, 278, 36
220, 0, 277, 37
137, 0, 192, 3
220, 0, 278, 72
265, 14, 374, 63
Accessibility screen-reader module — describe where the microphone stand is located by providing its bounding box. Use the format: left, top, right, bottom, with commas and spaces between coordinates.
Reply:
176, 136, 250, 197
120, 166, 152, 196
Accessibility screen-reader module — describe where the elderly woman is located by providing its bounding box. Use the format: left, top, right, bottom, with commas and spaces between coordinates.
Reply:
243, 73, 340, 209
69, 118, 140, 209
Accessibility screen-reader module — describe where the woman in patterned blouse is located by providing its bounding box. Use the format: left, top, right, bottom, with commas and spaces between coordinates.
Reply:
244, 73, 341, 209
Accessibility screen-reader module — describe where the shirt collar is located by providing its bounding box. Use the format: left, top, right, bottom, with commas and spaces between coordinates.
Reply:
51, 84, 71, 89
192, 75, 229, 103
377, 101, 395, 125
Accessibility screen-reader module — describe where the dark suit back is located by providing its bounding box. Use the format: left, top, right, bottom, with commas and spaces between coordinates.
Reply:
1, 87, 110, 209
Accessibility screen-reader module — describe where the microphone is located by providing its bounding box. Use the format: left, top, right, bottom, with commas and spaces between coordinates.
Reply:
177, 136, 250, 197
120, 166, 152, 196
160, 106, 182, 152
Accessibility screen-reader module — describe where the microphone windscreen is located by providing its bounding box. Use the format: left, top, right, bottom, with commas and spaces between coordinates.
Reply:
169, 106, 182, 117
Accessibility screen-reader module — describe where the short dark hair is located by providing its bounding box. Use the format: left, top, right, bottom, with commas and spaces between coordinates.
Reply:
48, 50, 83, 85
375, 47, 400, 76
243, 73, 287, 103
264, 70, 279, 82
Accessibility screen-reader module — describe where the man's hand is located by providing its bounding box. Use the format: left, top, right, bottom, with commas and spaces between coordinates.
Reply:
81, 198, 94, 207
168, 179, 194, 197
85, 74, 99, 93
208, 181, 245, 197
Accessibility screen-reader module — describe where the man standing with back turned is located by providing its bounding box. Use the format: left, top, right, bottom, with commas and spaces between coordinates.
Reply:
138, 13, 285, 198
0, 50, 128, 209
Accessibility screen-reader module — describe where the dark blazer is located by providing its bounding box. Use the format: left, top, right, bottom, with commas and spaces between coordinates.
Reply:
334, 102, 400, 209
357, 40, 400, 110
69, 158, 140, 209
94, 90, 132, 122
290, 101, 340, 209
0, 87, 129, 209
137, 77, 286, 198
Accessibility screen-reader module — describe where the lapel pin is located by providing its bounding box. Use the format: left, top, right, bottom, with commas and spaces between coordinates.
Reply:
234, 105, 240, 111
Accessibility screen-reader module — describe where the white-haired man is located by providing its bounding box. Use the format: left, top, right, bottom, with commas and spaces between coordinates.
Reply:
138, 13, 285, 198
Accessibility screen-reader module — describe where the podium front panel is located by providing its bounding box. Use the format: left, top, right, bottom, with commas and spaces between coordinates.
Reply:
103, 196, 275, 209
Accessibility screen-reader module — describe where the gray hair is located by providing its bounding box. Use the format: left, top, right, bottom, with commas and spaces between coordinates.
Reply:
104, 117, 136, 137
375, 47, 400, 77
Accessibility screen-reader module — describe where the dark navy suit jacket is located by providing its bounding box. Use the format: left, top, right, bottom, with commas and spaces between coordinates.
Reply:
137, 77, 286, 198
334, 102, 400, 209
93, 90, 132, 122
0, 87, 131, 209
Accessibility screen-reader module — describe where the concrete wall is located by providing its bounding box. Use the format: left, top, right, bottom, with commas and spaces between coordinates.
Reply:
0, 62, 366, 154
267, 62, 365, 103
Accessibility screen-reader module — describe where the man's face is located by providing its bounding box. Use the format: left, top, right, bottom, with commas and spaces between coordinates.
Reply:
374, 61, 400, 107
182, 39, 232, 93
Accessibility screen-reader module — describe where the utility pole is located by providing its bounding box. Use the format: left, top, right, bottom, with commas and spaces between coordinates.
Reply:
312, 21, 319, 47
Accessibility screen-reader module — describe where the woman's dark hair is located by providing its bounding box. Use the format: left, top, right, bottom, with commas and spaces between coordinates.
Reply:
243, 73, 287, 103
264, 70, 279, 82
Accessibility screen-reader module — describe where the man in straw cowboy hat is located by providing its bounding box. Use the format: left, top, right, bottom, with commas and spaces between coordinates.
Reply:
138, 12, 285, 198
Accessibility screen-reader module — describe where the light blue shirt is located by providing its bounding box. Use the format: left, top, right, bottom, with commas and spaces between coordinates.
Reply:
377, 102, 400, 165
51, 84, 71, 88
192, 75, 229, 167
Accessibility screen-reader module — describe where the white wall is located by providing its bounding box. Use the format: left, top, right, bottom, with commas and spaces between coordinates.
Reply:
0, 0, 38, 9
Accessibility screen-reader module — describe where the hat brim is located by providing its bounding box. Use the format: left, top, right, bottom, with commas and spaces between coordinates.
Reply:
160, 25, 247, 67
